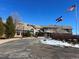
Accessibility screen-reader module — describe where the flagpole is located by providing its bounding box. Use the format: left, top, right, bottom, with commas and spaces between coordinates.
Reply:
75, 2, 78, 35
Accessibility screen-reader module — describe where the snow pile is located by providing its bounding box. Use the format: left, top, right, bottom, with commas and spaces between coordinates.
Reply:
39, 37, 79, 48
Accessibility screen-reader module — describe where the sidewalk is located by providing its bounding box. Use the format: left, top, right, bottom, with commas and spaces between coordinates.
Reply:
0, 37, 37, 44
0, 38, 20, 44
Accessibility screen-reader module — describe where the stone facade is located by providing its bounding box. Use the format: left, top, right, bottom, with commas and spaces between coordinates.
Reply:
14, 23, 42, 37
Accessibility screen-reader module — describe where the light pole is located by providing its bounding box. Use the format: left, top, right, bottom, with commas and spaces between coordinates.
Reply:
23, 25, 24, 37
21, 25, 24, 39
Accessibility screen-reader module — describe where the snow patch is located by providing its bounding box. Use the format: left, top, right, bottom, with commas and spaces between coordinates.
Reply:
39, 37, 79, 48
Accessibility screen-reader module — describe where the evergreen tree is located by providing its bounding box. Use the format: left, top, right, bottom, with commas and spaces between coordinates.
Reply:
5, 16, 15, 38
0, 17, 5, 38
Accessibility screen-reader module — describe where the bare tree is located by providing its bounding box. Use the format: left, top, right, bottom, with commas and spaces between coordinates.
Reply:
11, 11, 22, 25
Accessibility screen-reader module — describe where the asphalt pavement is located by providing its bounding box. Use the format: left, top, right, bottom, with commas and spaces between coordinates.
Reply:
0, 38, 79, 59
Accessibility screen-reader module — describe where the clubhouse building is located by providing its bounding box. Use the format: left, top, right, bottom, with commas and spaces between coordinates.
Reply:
15, 23, 72, 37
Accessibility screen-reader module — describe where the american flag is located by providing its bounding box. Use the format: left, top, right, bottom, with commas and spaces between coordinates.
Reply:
68, 4, 76, 11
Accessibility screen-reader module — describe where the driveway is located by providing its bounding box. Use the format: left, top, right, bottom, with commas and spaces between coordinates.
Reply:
0, 38, 79, 59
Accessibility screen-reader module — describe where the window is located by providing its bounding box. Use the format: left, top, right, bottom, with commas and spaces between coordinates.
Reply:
16, 31, 20, 35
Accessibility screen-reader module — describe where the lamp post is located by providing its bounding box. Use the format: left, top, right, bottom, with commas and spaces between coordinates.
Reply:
75, 1, 78, 35
21, 25, 24, 39
23, 25, 24, 37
